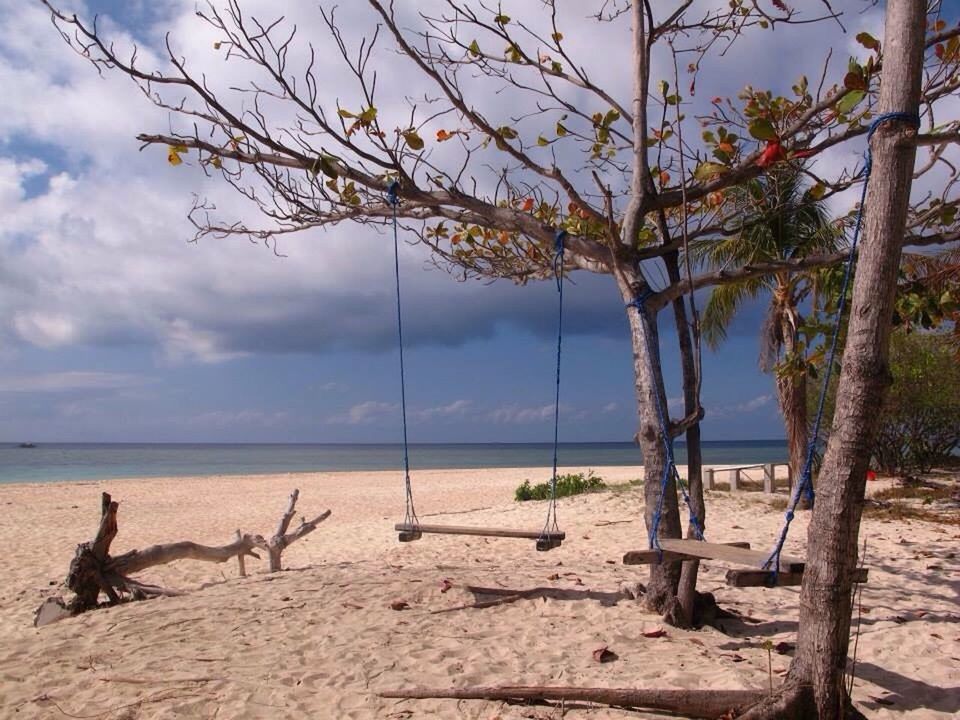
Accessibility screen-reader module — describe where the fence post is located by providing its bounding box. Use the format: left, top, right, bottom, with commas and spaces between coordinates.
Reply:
705, 467, 715, 491
763, 464, 774, 493
729, 468, 739, 492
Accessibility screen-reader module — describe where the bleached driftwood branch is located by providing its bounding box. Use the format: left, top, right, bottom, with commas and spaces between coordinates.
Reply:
265, 488, 332, 571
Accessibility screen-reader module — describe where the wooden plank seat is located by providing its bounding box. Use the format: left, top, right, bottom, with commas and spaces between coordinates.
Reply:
623, 539, 805, 573
726, 568, 869, 587
395, 523, 565, 551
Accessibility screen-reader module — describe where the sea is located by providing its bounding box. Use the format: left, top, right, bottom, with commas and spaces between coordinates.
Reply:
0, 441, 787, 485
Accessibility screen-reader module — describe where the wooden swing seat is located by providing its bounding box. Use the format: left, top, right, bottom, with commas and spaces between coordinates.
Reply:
623, 538, 805, 572
395, 523, 565, 551
623, 538, 869, 587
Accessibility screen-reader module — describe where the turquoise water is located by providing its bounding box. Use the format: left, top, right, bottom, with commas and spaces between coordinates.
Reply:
0, 441, 787, 484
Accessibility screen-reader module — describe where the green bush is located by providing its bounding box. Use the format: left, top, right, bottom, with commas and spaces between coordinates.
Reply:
872, 331, 960, 475
515, 471, 605, 502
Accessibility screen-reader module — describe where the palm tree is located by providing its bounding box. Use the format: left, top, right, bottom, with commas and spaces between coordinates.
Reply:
693, 166, 842, 488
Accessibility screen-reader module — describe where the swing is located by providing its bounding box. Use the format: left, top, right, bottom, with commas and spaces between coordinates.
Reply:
385, 182, 565, 552
621, 112, 916, 587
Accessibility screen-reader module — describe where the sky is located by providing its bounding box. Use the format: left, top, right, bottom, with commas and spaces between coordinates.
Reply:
0, 0, 955, 444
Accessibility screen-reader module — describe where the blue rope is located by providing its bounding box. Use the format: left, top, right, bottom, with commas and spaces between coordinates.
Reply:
627, 289, 706, 551
387, 180, 418, 527
763, 111, 920, 580
541, 230, 567, 539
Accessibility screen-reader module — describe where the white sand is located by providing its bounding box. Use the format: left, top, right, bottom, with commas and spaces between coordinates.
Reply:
0, 466, 957, 719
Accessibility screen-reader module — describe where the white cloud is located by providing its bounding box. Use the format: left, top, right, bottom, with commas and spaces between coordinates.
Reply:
186, 409, 291, 428
601, 401, 618, 413
412, 399, 472, 422
488, 403, 556, 424
0, 371, 150, 392
707, 393, 774, 418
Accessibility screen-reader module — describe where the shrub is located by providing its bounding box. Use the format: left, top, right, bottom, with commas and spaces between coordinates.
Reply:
515, 471, 605, 502
872, 331, 960, 476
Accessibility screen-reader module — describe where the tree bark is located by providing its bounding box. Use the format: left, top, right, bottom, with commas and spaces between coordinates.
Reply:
665, 251, 706, 628
616, 265, 683, 621
380, 685, 765, 719
758, 2, 926, 717
777, 306, 809, 497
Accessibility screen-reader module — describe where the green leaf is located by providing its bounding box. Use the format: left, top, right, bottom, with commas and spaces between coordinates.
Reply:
855, 32, 880, 52
603, 109, 620, 126
495, 13, 511, 25
337, 109, 356, 119
556, 122, 568, 137
402, 129, 424, 151
359, 106, 378, 124
807, 182, 826, 200
551, 32, 563, 43
747, 118, 778, 141
468, 39, 480, 57
315, 154, 339, 179
537, 135, 550, 146
836, 89, 866, 115
498, 126, 518, 140
657, 80, 669, 97
693, 162, 727, 181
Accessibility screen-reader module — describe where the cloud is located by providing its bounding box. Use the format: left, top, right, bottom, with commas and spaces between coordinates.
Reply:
601, 401, 618, 413
412, 399, 472, 422
1, 0, 949, 372
707, 393, 774, 418
341, 400, 398, 426
488, 403, 556, 424
186, 409, 291, 428
0, 371, 150, 392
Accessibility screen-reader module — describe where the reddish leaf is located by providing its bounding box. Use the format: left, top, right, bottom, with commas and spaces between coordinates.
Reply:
642, 628, 668, 638
724, 653, 747, 663
547, 573, 560, 581
439, 579, 453, 594
774, 641, 795, 655
772, 0, 789, 11
872, 697, 895, 706
930, 633, 943, 639
756, 141, 786, 168
592, 646, 619, 663
791, 148, 816, 160
390, 600, 410, 611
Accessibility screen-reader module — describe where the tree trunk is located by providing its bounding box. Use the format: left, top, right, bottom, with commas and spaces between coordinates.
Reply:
752, 3, 925, 717
616, 267, 683, 621
665, 251, 706, 627
777, 307, 808, 496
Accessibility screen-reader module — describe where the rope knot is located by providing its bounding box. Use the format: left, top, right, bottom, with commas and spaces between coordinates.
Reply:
386, 180, 400, 206
785, 511, 794, 522
626, 287, 655, 311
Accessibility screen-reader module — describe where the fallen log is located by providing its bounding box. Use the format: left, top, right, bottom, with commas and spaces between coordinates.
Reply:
379, 686, 767, 718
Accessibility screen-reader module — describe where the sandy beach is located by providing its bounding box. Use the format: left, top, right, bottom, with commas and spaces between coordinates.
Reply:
0, 466, 957, 719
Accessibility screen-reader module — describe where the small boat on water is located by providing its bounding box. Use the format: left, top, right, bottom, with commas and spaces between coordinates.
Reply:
17, 442, 37, 448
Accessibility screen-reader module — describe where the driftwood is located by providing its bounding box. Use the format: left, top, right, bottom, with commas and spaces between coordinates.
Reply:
39, 492, 268, 624
380, 686, 767, 718
37, 489, 331, 626
59, 493, 267, 615
265, 489, 332, 571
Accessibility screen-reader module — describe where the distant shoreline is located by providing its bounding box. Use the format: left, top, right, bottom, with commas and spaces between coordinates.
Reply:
0, 440, 789, 485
